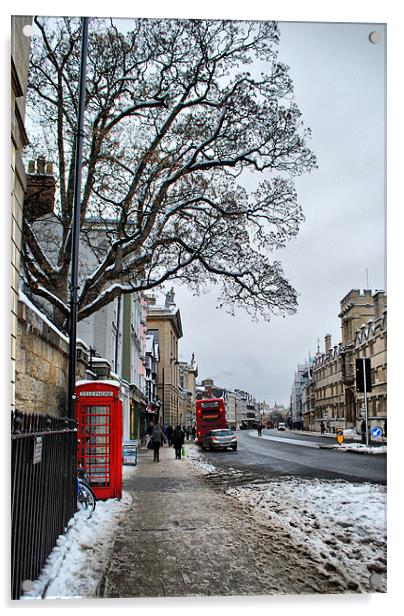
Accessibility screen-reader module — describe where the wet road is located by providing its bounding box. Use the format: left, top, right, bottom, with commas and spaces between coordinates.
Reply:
197, 429, 387, 485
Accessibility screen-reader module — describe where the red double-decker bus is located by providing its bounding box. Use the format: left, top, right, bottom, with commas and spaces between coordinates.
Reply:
195, 398, 226, 444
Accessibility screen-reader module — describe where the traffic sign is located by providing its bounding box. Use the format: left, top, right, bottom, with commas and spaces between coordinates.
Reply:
371, 426, 382, 438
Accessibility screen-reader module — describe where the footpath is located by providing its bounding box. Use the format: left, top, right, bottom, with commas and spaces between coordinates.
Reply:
95, 443, 347, 598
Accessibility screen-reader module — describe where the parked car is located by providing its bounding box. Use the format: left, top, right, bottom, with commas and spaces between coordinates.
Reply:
277, 422, 286, 431
201, 429, 237, 451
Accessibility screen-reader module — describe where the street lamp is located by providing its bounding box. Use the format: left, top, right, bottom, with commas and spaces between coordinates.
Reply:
67, 17, 89, 420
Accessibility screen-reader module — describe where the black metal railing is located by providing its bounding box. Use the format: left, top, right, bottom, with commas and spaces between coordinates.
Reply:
11, 410, 78, 600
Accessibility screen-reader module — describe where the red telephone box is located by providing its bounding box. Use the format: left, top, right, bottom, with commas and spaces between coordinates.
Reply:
75, 381, 122, 500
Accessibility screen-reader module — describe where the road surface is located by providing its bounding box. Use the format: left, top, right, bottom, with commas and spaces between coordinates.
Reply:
197, 429, 386, 485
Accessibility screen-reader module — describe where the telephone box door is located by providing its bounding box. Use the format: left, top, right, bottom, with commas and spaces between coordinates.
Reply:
75, 382, 122, 500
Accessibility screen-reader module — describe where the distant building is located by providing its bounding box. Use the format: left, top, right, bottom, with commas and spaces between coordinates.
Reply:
300, 289, 387, 433
310, 336, 345, 432
197, 379, 260, 429
144, 332, 160, 430
178, 359, 198, 427
146, 290, 184, 427
290, 363, 311, 428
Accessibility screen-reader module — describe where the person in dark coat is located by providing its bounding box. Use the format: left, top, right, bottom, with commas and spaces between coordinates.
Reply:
191, 425, 196, 440
173, 425, 184, 459
320, 421, 325, 435
152, 423, 165, 462
166, 424, 174, 447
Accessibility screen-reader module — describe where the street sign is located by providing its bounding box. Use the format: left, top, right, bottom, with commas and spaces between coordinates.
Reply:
371, 426, 382, 438
122, 440, 138, 465
33, 437, 43, 464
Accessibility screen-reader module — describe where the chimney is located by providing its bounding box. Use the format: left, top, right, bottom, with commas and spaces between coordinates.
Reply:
37, 156, 46, 174
24, 157, 56, 221
325, 334, 332, 353
373, 290, 386, 319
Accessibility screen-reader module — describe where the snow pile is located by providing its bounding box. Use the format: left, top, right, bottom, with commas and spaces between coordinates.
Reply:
185, 443, 217, 474
327, 443, 387, 454
226, 477, 387, 592
21, 479, 135, 600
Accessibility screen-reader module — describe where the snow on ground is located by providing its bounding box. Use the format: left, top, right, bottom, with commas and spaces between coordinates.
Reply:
227, 477, 387, 592
326, 443, 387, 454
21, 448, 386, 599
185, 445, 387, 593
21, 465, 137, 600
184, 441, 217, 473
248, 431, 387, 454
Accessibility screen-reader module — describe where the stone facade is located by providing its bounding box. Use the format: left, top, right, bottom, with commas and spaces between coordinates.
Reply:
301, 289, 387, 433
16, 294, 88, 417
310, 337, 346, 432
11, 16, 32, 408
353, 307, 387, 433
178, 360, 198, 427
146, 291, 184, 427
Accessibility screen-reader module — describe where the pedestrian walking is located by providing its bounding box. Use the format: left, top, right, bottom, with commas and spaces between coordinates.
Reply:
173, 425, 185, 460
151, 423, 165, 462
320, 421, 325, 435
191, 425, 196, 441
257, 423, 262, 436
186, 426, 190, 441
166, 424, 173, 447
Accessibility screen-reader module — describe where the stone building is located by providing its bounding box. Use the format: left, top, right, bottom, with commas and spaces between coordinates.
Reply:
224, 389, 240, 429
144, 332, 160, 431
178, 359, 198, 427
310, 336, 345, 432
235, 389, 256, 428
11, 16, 32, 408
351, 298, 387, 433
146, 290, 184, 427
301, 289, 387, 433
290, 362, 311, 428
339, 289, 387, 430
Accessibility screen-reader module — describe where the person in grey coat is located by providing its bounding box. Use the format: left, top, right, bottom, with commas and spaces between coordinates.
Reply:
152, 423, 165, 462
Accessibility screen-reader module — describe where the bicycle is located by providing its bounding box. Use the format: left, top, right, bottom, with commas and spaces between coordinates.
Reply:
77, 466, 96, 516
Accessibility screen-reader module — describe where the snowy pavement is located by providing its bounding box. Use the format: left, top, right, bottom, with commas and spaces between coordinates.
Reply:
21, 467, 136, 600
20, 444, 386, 600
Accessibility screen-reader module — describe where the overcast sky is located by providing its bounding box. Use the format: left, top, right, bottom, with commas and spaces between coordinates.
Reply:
164, 20, 386, 405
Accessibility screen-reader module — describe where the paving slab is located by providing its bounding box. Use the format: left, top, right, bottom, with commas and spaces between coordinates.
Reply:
97, 444, 354, 598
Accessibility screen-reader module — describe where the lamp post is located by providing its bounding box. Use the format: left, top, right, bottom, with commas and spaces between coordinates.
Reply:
67, 17, 89, 420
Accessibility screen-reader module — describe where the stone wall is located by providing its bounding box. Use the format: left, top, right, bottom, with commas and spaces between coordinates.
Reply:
15, 297, 88, 417
11, 16, 32, 408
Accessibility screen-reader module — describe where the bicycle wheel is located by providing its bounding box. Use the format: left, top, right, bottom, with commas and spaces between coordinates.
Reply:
77, 479, 96, 514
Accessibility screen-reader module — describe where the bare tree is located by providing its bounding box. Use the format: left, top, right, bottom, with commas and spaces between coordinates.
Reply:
24, 17, 316, 328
